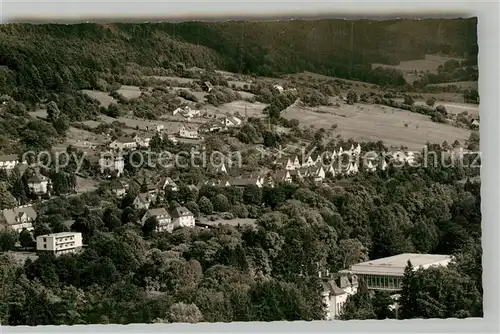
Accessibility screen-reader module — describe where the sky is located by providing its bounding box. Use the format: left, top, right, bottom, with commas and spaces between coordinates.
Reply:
0, 1, 477, 23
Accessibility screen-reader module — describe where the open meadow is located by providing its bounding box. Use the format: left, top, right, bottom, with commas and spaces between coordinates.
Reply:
372, 54, 464, 74
79, 90, 117, 108
205, 101, 268, 118
282, 103, 472, 150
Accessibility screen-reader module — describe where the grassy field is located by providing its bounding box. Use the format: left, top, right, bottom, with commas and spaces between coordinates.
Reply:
75, 176, 100, 194
426, 81, 478, 90
28, 109, 48, 119
206, 101, 268, 118
282, 103, 472, 150
145, 76, 195, 84
237, 91, 256, 99
99, 115, 199, 133
117, 85, 142, 100
372, 54, 464, 74
55, 127, 109, 151
394, 99, 479, 117
80, 90, 117, 108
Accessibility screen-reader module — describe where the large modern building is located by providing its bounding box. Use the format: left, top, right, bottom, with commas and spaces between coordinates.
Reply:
339, 253, 452, 291
36, 232, 83, 255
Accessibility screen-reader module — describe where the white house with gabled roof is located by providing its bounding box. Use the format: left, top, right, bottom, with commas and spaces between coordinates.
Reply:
170, 206, 195, 228
0, 205, 37, 233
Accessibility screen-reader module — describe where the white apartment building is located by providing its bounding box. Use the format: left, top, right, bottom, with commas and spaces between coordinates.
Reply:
36, 232, 83, 255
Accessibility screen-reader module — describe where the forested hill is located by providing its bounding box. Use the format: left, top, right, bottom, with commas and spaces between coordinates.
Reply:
0, 18, 477, 102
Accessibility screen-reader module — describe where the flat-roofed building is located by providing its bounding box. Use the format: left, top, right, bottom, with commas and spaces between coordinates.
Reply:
340, 253, 452, 291
36, 232, 83, 255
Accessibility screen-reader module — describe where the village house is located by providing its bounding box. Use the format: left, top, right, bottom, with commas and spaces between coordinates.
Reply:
99, 154, 125, 177
166, 134, 179, 144
109, 137, 137, 151
173, 106, 201, 119
0, 154, 21, 171
321, 273, 359, 320
170, 206, 195, 228
229, 177, 262, 188
346, 161, 359, 175
203, 81, 214, 93
310, 166, 326, 182
36, 232, 83, 255
210, 161, 229, 174
141, 208, 173, 233
134, 135, 152, 148
273, 84, 284, 94
275, 170, 292, 184
210, 178, 231, 187
366, 160, 377, 173
156, 177, 178, 192
381, 159, 388, 171
289, 169, 303, 183
0, 205, 37, 233
133, 192, 156, 210
301, 153, 322, 168
110, 180, 128, 198
155, 124, 165, 133
27, 172, 50, 195
284, 158, 294, 171
222, 115, 242, 128
199, 119, 225, 133
179, 124, 199, 139
283, 156, 302, 171
354, 143, 362, 156
326, 164, 336, 177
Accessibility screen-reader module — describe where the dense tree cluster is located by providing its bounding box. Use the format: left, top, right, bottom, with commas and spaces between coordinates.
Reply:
0, 138, 482, 324
0, 19, 477, 105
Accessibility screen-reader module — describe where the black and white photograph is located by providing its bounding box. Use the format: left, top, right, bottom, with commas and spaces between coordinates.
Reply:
0, 2, 494, 331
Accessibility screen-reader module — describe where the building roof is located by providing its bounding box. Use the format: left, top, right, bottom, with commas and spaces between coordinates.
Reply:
37, 232, 81, 238
110, 180, 126, 190
146, 208, 170, 218
0, 154, 19, 162
28, 173, 48, 183
157, 177, 177, 188
115, 137, 136, 144
1, 206, 37, 226
346, 253, 452, 276
321, 280, 347, 296
170, 206, 193, 218
136, 192, 153, 204
230, 177, 259, 187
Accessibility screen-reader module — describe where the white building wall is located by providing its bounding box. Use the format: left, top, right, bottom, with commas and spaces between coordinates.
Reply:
173, 216, 195, 228
11, 222, 34, 233
29, 181, 49, 194
36, 232, 83, 254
